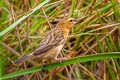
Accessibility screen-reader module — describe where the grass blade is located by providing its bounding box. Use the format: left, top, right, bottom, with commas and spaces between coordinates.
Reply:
0, 52, 120, 79
0, 0, 50, 36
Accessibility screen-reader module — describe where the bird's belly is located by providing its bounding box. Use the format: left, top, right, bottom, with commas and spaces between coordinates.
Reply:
43, 45, 64, 58
56, 45, 64, 57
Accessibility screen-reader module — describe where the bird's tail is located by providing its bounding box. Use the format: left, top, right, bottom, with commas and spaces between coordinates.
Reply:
14, 54, 33, 64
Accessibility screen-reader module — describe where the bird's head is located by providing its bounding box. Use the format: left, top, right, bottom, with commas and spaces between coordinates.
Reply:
57, 17, 78, 29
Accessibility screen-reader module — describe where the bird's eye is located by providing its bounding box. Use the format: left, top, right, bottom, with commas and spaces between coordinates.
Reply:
69, 19, 73, 22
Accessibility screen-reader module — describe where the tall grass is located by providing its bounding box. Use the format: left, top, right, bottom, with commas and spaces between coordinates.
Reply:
0, 0, 120, 80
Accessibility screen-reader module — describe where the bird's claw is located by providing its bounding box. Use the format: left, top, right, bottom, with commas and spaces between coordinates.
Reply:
55, 57, 67, 63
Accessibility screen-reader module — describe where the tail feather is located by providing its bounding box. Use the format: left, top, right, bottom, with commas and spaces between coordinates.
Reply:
14, 54, 32, 64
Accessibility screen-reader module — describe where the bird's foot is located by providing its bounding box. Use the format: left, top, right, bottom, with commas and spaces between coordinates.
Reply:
55, 57, 67, 63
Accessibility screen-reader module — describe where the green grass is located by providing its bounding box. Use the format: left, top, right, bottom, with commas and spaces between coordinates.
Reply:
0, 52, 120, 79
0, 0, 50, 36
0, 0, 120, 80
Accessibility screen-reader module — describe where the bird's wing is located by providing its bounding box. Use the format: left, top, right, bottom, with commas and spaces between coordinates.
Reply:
33, 29, 64, 55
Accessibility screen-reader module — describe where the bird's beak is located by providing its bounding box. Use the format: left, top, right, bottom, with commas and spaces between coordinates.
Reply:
72, 19, 78, 25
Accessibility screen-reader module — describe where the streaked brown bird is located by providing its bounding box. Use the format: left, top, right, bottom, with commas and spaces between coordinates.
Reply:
14, 17, 78, 64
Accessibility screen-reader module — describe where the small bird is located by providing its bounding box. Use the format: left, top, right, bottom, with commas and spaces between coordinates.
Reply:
14, 17, 78, 64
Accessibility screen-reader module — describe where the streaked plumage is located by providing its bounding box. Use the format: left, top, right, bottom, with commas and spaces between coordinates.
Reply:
14, 17, 78, 64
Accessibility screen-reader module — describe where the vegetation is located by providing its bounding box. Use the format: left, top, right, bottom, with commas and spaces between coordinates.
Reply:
0, 0, 120, 80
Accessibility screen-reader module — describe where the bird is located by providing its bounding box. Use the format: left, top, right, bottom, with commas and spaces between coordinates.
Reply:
14, 17, 78, 64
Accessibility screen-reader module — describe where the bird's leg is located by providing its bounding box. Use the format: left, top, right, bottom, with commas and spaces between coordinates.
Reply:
41, 60, 45, 71
51, 58, 57, 77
